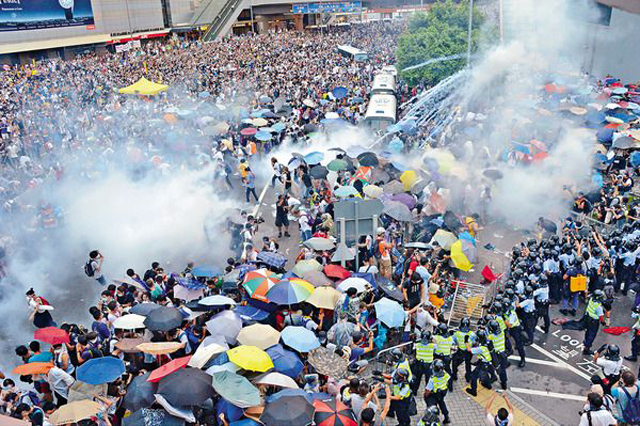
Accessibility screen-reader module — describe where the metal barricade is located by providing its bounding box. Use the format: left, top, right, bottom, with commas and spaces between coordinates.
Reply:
568, 211, 614, 236
370, 341, 413, 376
446, 280, 489, 327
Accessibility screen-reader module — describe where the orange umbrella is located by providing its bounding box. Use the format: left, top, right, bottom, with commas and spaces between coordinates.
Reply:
147, 356, 192, 383
12, 362, 53, 376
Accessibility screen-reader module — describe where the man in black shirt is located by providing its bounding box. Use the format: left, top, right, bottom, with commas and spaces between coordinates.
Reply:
403, 273, 423, 308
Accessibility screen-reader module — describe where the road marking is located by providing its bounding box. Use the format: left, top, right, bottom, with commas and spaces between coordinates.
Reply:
530, 343, 592, 381
507, 356, 565, 368
252, 184, 270, 217
509, 387, 586, 402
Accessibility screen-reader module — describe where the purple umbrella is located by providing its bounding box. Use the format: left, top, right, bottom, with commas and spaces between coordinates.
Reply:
391, 193, 416, 209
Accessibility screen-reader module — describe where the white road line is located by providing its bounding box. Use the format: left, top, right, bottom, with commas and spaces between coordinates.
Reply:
509, 387, 586, 402
530, 343, 592, 381
252, 184, 270, 217
507, 356, 565, 368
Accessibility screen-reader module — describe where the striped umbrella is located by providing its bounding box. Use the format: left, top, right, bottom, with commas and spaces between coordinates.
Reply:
243, 268, 279, 302
266, 279, 314, 305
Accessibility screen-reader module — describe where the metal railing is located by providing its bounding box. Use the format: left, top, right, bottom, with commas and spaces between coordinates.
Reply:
203, 0, 245, 42
370, 341, 413, 376
446, 279, 488, 327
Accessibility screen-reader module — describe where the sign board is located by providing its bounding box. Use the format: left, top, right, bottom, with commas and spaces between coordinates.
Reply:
334, 199, 383, 239
292, 1, 362, 14
0, 0, 95, 32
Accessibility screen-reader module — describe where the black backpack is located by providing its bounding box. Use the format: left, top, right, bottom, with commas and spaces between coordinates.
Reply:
622, 385, 640, 425
84, 260, 94, 277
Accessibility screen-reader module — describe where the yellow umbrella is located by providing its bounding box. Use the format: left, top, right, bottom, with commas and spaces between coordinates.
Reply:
137, 342, 183, 355
450, 240, 473, 272
227, 346, 273, 372
237, 324, 281, 350
400, 170, 418, 191
252, 118, 268, 127
306, 286, 341, 310
118, 77, 168, 95
49, 400, 102, 425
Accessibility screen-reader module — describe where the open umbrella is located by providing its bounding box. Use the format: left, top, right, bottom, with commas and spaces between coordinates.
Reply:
237, 324, 281, 350
256, 252, 288, 269
304, 151, 324, 165
191, 266, 223, 277
266, 389, 313, 404
324, 264, 350, 280
332, 87, 348, 99
113, 314, 146, 329
137, 342, 183, 355
115, 338, 146, 353
49, 400, 102, 425
293, 259, 323, 276
76, 357, 125, 385
256, 131, 272, 141
377, 277, 404, 302
307, 347, 348, 378
383, 201, 413, 221
123, 409, 185, 426
266, 280, 314, 305
254, 372, 298, 389
334, 186, 359, 199
261, 395, 315, 426
123, 373, 157, 412
211, 371, 262, 408
431, 229, 457, 250
281, 326, 320, 352
243, 268, 279, 302
391, 193, 416, 209
613, 135, 637, 149
327, 159, 348, 172
34, 327, 69, 345
400, 170, 418, 190
227, 346, 273, 372
12, 362, 53, 376
234, 305, 270, 323
199, 295, 237, 307
0, 415, 28, 425
143, 306, 183, 332
148, 356, 192, 383
206, 311, 243, 345
337, 277, 369, 293
158, 368, 215, 406
188, 343, 226, 369
363, 185, 383, 198
357, 152, 378, 167
130, 303, 161, 316
240, 127, 258, 136
306, 286, 341, 310
450, 240, 473, 271
301, 270, 332, 287
374, 298, 406, 328
313, 398, 357, 426
303, 237, 335, 251
265, 345, 304, 378
382, 180, 404, 195
309, 165, 329, 179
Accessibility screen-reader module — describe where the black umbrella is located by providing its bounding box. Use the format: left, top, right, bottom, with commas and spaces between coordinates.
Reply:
613, 136, 637, 149
310, 165, 329, 179
157, 368, 215, 406
482, 169, 503, 180
123, 408, 184, 426
377, 277, 404, 302
263, 111, 277, 119
130, 303, 161, 316
443, 211, 461, 233
143, 306, 184, 332
122, 373, 157, 412
261, 395, 315, 426
357, 152, 379, 167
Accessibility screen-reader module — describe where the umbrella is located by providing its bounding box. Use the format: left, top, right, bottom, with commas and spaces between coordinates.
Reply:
254, 372, 298, 389
255, 131, 272, 141
377, 276, 404, 302
384, 201, 413, 221
123, 409, 185, 426
191, 266, 223, 277
237, 324, 281, 350
327, 159, 348, 172
301, 270, 332, 287
256, 252, 288, 269
259, 95, 273, 104
49, 400, 102, 425
363, 185, 383, 198
332, 87, 348, 99
293, 259, 323, 276
308, 347, 348, 378
303, 237, 335, 251
123, 373, 157, 412
303, 99, 317, 108
34, 327, 69, 345
482, 169, 503, 180
113, 314, 146, 329
450, 240, 473, 271
115, 338, 146, 353
148, 356, 192, 383
76, 357, 125, 385
67, 382, 107, 403
227, 346, 273, 372
603, 326, 632, 335
261, 395, 315, 426
304, 151, 324, 165
266, 389, 313, 404
272, 122, 286, 133
431, 229, 457, 250
613, 135, 637, 149
137, 342, 183, 355
130, 303, 161, 316
157, 368, 215, 406
313, 398, 357, 426
143, 306, 183, 332
12, 362, 53, 376
206, 361, 240, 375
206, 311, 243, 345
357, 152, 378, 167
252, 119, 268, 128
0, 415, 28, 425
331, 245, 356, 263
154, 394, 195, 423
306, 286, 341, 310
374, 298, 406, 328
400, 170, 418, 190
281, 326, 320, 352
324, 264, 350, 280
234, 305, 270, 322
188, 343, 226, 369
337, 277, 369, 293
334, 186, 359, 198
309, 165, 329, 179
460, 238, 478, 263
243, 268, 279, 302
199, 295, 237, 307
211, 371, 262, 408
265, 345, 304, 378
404, 242, 429, 249
383, 180, 404, 195
240, 127, 258, 136
391, 193, 416, 209
266, 280, 314, 305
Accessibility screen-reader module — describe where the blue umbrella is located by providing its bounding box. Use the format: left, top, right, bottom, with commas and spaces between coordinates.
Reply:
77, 357, 125, 385
332, 87, 348, 100
304, 151, 325, 165
272, 122, 286, 133
351, 96, 364, 104
585, 111, 606, 126
199, 91, 210, 98
234, 305, 270, 323
130, 302, 160, 316
596, 127, 615, 143
281, 326, 320, 352
266, 344, 304, 378
631, 152, 640, 167
255, 131, 272, 141
266, 388, 313, 404
389, 138, 403, 153
230, 420, 261, 426
256, 251, 287, 269
192, 265, 223, 277
216, 398, 244, 423
374, 298, 406, 328
176, 276, 207, 290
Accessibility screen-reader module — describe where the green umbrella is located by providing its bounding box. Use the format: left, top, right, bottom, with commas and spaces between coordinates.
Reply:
327, 159, 348, 172
211, 371, 262, 408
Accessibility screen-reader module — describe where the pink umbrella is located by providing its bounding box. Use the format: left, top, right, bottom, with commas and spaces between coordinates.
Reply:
240, 127, 257, 136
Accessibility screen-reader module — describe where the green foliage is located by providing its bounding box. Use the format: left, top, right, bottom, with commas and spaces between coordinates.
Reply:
397, 0, 487, 86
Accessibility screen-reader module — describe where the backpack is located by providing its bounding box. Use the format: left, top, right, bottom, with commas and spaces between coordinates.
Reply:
622, 385, 640, 424
84, 260, 95, 277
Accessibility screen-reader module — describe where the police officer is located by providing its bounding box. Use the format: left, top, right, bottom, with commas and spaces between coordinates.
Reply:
624, 306, 640, 362
533, 277, 550, 333
544, 249, 562, 303
412, 330, 435, 393
452, 318, 473, 382
425, 359, 451, 424
492, 302, 513, 355
519, 285, 537, 345
418, 406, 441, 426
504, 301, 527, 367
487, 320, 509, 390
388, 368, 412, 426
433, 323, 454, 382
465, 329, 497, 396
592, 344, 623, 395
583, 290, 606, 355
390, 348, 413, 383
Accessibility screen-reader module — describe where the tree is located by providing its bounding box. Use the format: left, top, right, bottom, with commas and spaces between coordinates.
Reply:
396, 0, 487, 86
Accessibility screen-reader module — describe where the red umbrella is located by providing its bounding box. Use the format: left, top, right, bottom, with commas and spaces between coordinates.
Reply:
313, 398, 357, 426
324, 265, 350, 281
481, 266, 497, 283
603, 326, 631, 336
34, 327, 69, 345
240, 127, 257, 136
147, 356, 192, 383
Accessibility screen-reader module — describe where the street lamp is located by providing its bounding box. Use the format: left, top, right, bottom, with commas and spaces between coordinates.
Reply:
466, 0, 473, 65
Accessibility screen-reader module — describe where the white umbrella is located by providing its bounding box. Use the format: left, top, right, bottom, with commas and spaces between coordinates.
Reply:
113, 314, 146, 329
237, 324, 281, 350
199, 295, 237, 307
337, 277, 369, 293
188, 343, 226, 369
303, 237, 335, 251
154, 394, 196, 423
253, 372, 299, 389
173, 286, 204, 301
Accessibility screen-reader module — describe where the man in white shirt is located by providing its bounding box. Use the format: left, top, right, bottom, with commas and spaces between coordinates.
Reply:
579, 393, 617, 426
484, 392, 514, 426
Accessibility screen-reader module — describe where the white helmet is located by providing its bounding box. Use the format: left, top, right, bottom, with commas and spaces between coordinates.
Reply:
377, 227, 385, 235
